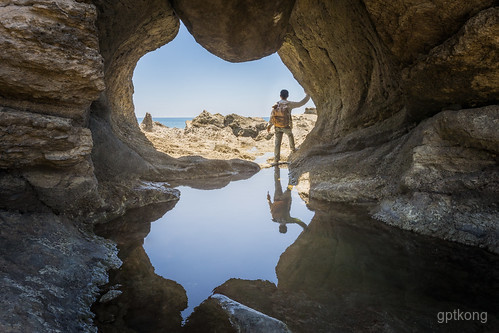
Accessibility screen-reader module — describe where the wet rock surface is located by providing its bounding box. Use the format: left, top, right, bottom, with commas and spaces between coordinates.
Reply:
0, 211, 120, 333
92, 203, 187, 333
184, 294, 291, 333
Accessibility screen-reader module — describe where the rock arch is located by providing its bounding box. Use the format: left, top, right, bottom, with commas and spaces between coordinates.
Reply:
0, 0, 497, 246
1, 1, 498, 331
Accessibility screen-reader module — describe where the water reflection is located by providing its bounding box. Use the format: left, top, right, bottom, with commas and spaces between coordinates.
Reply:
213, 202, 499, 332
92, 168, 498, 332
267, 166, 308, 234
144, 166, 313, 318
92, 202, 187, 333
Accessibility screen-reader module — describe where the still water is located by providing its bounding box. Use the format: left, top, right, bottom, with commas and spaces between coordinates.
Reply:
95, 167, 498, 332
144, 166, 313, 318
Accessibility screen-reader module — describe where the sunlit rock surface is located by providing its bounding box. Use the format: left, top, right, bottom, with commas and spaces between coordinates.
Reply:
141, 110, 316, 164
0, 0, 104, 122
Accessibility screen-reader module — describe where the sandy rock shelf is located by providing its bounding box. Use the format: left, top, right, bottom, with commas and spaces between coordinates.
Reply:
140, 111, 317, 167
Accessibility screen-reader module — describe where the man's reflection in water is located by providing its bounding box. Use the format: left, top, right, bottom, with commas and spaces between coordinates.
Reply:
267, 166, 308, 233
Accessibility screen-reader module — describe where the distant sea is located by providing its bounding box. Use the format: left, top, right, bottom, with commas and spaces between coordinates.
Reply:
137, 116, 270, 129
136, 117, 193, 129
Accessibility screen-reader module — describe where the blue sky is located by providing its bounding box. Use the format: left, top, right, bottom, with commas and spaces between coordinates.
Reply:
132, 24, 314, 118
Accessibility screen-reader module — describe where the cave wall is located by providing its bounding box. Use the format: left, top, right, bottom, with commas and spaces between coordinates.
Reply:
276, 0, 499, 252
0, 0, 496, 256
0, 0, 498, 331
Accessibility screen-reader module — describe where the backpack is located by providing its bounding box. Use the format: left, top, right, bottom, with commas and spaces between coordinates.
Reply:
271, 101, 291, 128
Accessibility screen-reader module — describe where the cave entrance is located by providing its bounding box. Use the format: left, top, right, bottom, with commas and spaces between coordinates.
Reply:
132, 23, 315, 164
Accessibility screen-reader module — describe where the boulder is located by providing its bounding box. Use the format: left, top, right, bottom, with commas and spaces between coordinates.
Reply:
224, 114, 268, 138
185, 294, 291, 333
189, 110, 225, 128
141, 112, 154, 132
304, 107, 317, 115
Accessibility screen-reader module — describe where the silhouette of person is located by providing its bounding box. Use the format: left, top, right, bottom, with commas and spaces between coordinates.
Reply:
267, 166, 308, 233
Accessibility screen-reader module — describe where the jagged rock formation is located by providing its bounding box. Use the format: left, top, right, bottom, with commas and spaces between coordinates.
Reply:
141, 110, 316, 163
140, 112, 154, 132
0, 0, 498, 331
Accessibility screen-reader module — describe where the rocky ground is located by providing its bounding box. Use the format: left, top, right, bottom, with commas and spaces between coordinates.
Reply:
140, 110, 317, 166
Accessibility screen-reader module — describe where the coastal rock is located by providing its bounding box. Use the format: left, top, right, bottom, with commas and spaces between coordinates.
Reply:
304, 107, 317, 115
402, 7, 499, 109
292, 105, 499, 252
0, 0, 104, 122
211, 204, 499, 332
141, 112, 154, 132
0, 211, 121, 333
278, 0, 498, 250
140, 111, 317, 164
170, 0, 296, 62
0, 0, 498, 331
184, 294, 290, 333
0, 108, 93, 168
223, 113, 268, 138
189, 110, 225, 129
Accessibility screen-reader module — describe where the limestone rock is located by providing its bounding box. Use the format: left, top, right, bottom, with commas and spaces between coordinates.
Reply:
0, 0, 104, 122
279, 0, 403, 142
363, 0, 496, 65
140, 111, 316, 164
141, 112, 154, 132
0, 108, 100, 216
189, 110, 225, 129
0, 211, 120, 333
223, 114, 268, 138
291, 105, 499, 252
170, 0, 296, 62
304, 107, 317, 115
0, 108, 93, 168
403, 7, 499, 109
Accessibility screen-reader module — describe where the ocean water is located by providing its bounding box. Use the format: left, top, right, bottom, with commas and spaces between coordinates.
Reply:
136, 116, 271, 129
136, 117, 193, 129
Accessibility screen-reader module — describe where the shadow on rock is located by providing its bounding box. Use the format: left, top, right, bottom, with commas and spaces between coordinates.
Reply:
92, 202, 186, 333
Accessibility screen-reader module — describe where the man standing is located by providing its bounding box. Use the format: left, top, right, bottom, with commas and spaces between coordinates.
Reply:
267, 89, 310, 164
